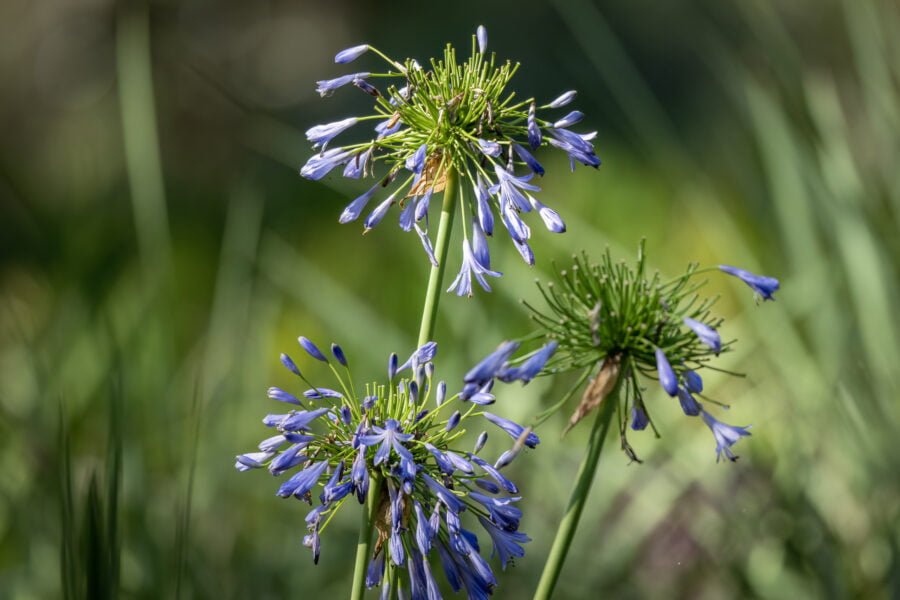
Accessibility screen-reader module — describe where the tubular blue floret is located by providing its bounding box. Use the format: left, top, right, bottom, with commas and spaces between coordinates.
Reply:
424, 442, 454, 474
334, 44, 370, 64
235, 451, 273, 471
514, 143, 545, 176
398, 341, 437, 372
388, 352, 399, 380
447, 239, 502, 297
315, 72, 370, 97
299, 147, 353, 180
280, 353, 302, 376
473, 175, 495, 235
353, 78, 380, 97
406, 143, 427, 174
398, 198, 416, 232
474, 431, 488, 453
422, 472, 467, 514
414, 223, 438, 266
298, 336, 329, 362
258, 434, 286, 453
276, 460, 328, 498
366, 552, 385, 588
701, 410, 752, 462
306, 117, 359, 149
547, 128, 600, 167
553, 110, 585, 128
684, 370, 703, 393
280, 408, 331, 432
338, 183, 380, 224
303, 388, 343, 400
477, 138, 502, 157
677, 387, 701, 416
655, 348, 678, 396
414, 187, 433, 222
469, 454, 518, 494
363, 192, 398, 231
478, 516, 529, 569
343, 147, 372, 179
471, 218, 492, 270
527, 102, 541, 149
331, 343, 348, 366
507, 341, 558, 383
476, 25, 488, 54
267, 387, 302, 405
445, 451, 474, 474
719, 265, 780, 300
464, 341, 520, 385
548, 90, 577, 108
528, 195, 566, 233
684, 317, 722, 353
446, 411, 461, 431
483, 412, 540, 448
630, 405, 649, 430
512, 238, 535, 266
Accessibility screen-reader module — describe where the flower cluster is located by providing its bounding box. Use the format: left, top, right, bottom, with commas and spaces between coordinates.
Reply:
300, 26, 600, 295
236, 335, 557, 597
523, 243, 779, 462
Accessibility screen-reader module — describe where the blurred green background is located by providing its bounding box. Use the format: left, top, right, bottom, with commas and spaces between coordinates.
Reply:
2, 0, 899, 598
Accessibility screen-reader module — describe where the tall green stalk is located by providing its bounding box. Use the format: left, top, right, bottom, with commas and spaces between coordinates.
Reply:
533, 370, 622, 600
350, 473, 383, 600
417, 168, 459, 347
349, 168, 459, 598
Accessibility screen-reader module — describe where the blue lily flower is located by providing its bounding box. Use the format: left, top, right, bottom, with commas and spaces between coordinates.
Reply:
684, 317, 722, 353
548, 90, 577, 108
334, 44, 369, 64
298, 336, 329, 362
338, 183, 380, 224
528, 102, 541, 149
306, 117, 359, 150
315, 72, 370, 97
299, 147, 353, 180
630, 405, 649, 430
483, 412, 540, 447
701, 410, 752, 462
514, 143, 545, 176
478, 516, 529, 569
447, 239, 502, 297
655, 348, 678, 396
677, 386, 701, 416
358, 419, 414, 465
719, 265, 780, 301
684, 369, 703, 393
553, 110, 584, 128
476, 25, 488, 54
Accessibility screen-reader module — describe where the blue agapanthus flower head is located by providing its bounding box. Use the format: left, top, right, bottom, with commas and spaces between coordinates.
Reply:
236, 336, 557, 596
300, 25, 601, 295
527, 242, 780, 463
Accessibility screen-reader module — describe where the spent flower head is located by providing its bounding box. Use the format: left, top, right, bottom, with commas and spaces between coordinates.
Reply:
236, 336, 557, 597
300, 26, 601, 294
524, 242, 779, 462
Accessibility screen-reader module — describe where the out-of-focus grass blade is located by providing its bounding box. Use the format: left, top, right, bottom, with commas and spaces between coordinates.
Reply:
59, 399, 78, 600
259, 233, 409, 356
115, 0, 171, 280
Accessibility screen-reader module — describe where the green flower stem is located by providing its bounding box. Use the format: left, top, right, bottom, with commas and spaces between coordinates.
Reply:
348, 168, 459, 598
533, 372, 622, 600
416, 167, 459, 347
350, 472, 383, 600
